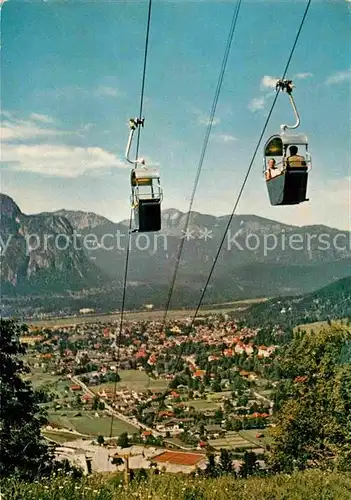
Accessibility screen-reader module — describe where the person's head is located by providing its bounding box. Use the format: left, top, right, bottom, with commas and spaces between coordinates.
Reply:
289, 145, 298, 155
268, 158, 276, 168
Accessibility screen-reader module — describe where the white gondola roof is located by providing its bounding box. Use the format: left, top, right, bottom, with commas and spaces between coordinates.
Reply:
133, 167, 160, 179
265, 133, 308, 146
280, 132, 308, 145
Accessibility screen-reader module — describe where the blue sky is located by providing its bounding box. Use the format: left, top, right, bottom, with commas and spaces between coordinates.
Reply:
1, 0, 350, 230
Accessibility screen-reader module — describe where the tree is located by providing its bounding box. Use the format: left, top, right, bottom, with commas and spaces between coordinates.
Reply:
269, 324, 351, 472
0, 320, 55, 479
118, 432, 130, 448
212, 381, 222, 392
237, 395, 249, 407
215, 409, 223, 422
219, 449, 233, 475
204, 453, 219, 478
74, 393, 82, 409
92, 396, 99, 410
233, 420, 243, 432
97, 435, 105, 446
111, 456, 123, 466
239, 451, 259, 478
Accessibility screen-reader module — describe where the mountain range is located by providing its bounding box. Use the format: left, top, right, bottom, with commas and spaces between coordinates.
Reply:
1, 193, 350, 314
0, 194, 106, 295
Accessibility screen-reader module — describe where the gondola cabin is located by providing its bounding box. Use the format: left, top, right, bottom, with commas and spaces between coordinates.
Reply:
263, 132, 311, 206
131, 167, 162, 232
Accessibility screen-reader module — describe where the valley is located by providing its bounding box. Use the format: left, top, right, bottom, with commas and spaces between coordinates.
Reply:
1, 194, 350, 318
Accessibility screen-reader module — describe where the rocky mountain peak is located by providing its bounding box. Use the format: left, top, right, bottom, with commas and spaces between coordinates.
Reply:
0, 193, 22, 220
0, 193, 107, 292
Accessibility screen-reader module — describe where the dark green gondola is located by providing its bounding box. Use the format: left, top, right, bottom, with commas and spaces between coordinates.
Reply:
263, 79, 311, 206
264, 133, 310, 206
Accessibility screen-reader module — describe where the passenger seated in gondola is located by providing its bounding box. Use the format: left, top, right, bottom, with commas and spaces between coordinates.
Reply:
286, 146, 306, 168
265, 158, 280, 180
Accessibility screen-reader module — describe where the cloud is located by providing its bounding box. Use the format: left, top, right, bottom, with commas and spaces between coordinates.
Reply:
325, 69, 351, 85
248, 97, 266, 112
248, 92, 275, 112
1, 117, 63, 141
260, 73, 313, 90
260, 75, 279, 90
94, 86, 122, 98
1, 110, 127, 178
294, 72, 313, 79
1, 111, 95, 143
250, 76, 279, 112
213, 134, 238, 143
198, 117, 220, 126
45, 84, 123, 100
29, 113, 55, 124
1, 143, 127, 178
189, 106, 221, 127
81, 123, 94, 132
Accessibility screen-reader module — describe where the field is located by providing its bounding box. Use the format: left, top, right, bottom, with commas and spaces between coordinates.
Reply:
182, 391, 231, 411
89, 370, 168, 393
182, 399, 222, 411
206, 391, 232, 400
42, 430, 87, 443
24, 370, 62, 390
3, 470, 351, 500
239, 429, 272, 448
47, 410, 137, 437
28, 297, 268, 327
24, 369, 74, 401
295, 318, 348, 334
165, 437, 195, 449
208, 431, 258, 451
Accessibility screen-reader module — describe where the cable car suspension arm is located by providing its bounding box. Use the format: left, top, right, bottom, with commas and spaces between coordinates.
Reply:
276, 79, 300, 131
125, 117, 145, 165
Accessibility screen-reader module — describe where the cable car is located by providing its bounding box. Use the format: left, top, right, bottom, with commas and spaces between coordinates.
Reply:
264, 80, 311, 206
125, 118, 163, 232
130, 165, 162, 232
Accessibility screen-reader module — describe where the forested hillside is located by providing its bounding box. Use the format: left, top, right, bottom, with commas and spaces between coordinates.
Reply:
238, 277, 351, 330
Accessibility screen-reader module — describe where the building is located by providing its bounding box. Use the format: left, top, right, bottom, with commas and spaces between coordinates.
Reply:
152, 450, 207, 473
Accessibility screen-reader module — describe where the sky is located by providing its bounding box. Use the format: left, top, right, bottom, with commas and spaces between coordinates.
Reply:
1, 0, 350, 230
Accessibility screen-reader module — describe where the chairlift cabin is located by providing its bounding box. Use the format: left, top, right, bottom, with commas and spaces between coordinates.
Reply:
263, 79, 311, 206
125, 117, 163, 232
130, 166, 162, 232
264, 132, 311, 205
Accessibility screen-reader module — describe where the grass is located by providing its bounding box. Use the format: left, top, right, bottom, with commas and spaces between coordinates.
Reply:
23, 369, 62, 389
294, 318, 349, 334
28, 297, 267, 327
89, 370, 168, 393
206, 391, 232, 401
47, 410, 137, 437
3, 469, 350, 500
165, 437, 196, 449
208, 432, 255, 451
182, 400, 222, 411
26, 372, 74, 402
42, 430, 88, 443
239, 429, 273, 448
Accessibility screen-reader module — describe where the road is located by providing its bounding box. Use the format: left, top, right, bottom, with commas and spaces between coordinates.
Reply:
72, 375, 163, 438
